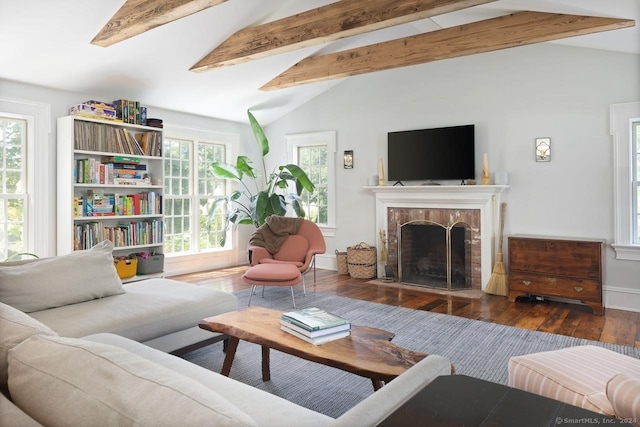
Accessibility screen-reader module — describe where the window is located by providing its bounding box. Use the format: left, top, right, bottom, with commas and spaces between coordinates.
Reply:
610, 101, 640, 260
0, 117, 28, 259
287, 131, 336, 234
163, 127, 237, 256
0, 98, 49, 259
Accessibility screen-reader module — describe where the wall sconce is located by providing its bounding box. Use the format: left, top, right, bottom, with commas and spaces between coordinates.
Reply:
535, 138, 551, 162
343, 150, 353, 169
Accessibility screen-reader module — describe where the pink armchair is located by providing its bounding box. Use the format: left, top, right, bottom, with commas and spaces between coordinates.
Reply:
248, 219, 326, 292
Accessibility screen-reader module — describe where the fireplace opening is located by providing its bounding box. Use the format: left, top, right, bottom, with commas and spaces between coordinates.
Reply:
398, 220, 472, 290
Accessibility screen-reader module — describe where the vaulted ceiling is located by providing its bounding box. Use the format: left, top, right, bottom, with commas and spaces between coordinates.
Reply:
1, 0, 637, 123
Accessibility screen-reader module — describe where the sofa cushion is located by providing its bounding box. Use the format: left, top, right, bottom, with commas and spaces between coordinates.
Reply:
84, 333, 334, 426
0, 240, 124, 313
0, 392, 42, 427
0, 302, 57, 392
29, 278, 238, 346
8, 335, 257, 427
607, 373, 640, 426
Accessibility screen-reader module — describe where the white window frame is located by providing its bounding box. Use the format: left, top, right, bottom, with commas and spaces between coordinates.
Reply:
610, 101, 640, 261
0, 98, 50, 257
286, 131, 336, 237
162, 123, 239, 264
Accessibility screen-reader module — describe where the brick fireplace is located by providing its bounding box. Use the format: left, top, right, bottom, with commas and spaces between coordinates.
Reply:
369, 185, 507, 291
391, 209, 479, 290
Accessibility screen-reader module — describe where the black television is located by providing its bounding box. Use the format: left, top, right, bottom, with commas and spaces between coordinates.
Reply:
387, 124, 475, 184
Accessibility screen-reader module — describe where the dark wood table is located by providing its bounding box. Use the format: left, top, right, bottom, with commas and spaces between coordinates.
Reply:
199, 306, 428, 390
379, 375, 626, 426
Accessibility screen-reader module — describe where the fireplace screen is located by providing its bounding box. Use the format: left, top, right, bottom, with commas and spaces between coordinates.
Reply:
398, 220, 472, 290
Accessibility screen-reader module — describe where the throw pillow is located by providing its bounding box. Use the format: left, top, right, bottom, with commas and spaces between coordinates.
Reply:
0, 302, 57, 392
607, 373, 640, 426
0, 240, 124, 313
8, 335, 257, 427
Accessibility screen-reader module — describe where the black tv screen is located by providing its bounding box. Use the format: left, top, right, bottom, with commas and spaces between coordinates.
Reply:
387, 124, 475, 183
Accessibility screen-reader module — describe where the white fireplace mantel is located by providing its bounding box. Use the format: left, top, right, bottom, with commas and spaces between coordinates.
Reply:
367, 185, 509, 290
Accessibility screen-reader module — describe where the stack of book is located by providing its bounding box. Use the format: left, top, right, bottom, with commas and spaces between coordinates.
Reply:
280, 307, 351, 345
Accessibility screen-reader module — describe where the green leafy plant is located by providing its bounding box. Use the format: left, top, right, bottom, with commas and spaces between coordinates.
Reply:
208, 110, 315, 244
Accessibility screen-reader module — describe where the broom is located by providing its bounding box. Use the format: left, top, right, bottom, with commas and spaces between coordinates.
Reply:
486, 202, 508, 296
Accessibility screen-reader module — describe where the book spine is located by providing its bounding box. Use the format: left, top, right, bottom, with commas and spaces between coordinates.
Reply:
280, 325, 315, 344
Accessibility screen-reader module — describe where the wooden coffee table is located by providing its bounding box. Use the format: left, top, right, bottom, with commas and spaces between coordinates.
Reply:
199, 306, 428, 390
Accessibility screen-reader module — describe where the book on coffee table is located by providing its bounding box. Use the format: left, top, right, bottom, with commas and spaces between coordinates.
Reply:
279, 317, 351, 338
280, 307, 349, 331
280, 324, 351, 345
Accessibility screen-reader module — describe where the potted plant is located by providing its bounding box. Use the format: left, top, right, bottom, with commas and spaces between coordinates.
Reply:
208, 110, 315, 245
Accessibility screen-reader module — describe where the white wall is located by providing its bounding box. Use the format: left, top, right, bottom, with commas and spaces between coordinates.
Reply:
0, 79, 255, 273
2, 42, 639, 311
264, 43, 640, 312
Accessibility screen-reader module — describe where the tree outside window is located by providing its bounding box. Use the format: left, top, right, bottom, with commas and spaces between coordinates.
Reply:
287, 131, 336, 229
0, 117, 27, 260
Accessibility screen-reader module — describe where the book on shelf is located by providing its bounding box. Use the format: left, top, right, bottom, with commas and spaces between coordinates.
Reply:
113, 177, 150, 186
279, 317, 351, 338
280, 324, 351, 345
280, 307, 349, 331
102, 156, 141, 164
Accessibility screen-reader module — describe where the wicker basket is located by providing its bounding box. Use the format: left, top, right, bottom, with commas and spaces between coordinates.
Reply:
347, 242, 377, 279
335, 249, 348, 275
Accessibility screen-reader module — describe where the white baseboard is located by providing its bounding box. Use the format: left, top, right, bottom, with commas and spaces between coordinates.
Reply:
315, 253, 337, 271
603, 285, 640, 313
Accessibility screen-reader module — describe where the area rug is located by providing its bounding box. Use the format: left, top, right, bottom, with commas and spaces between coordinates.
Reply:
182, 288, 640, 419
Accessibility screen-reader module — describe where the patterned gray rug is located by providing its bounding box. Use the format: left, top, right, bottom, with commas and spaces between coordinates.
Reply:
182, 287, 640, 419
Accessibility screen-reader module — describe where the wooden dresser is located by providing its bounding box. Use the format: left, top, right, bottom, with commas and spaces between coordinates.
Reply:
508, 236, 605, 315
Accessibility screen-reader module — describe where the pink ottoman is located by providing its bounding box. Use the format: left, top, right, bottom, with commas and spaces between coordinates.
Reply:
241, 264, 302, 308
508, 345, 640, 421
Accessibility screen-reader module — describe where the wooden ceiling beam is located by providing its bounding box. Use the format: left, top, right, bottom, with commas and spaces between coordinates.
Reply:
190, 0, 497, 72
91, 0, 228, 47
261, 11, 635, 91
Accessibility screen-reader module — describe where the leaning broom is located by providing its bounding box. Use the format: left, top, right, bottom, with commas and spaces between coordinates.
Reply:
486, 202, 508, 296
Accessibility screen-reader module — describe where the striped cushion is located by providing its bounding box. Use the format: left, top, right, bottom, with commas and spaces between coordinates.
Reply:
607, 374, 640, 426
508, 345, 640, 416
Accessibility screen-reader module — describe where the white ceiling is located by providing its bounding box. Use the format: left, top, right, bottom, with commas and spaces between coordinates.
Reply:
0, 0, 638, 124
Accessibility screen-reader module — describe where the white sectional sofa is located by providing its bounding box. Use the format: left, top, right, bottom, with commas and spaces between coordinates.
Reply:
0, 240, 453, 426
0, 241, 237, 353
0, 302, 452, 426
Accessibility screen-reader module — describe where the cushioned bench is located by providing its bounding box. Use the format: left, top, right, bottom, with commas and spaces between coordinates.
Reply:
508, 345, 640, 424
242, 264, 302, 308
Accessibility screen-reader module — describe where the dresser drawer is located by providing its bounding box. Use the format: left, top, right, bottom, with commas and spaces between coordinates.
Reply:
509, 272, 601, 302
508, 237, 602, 280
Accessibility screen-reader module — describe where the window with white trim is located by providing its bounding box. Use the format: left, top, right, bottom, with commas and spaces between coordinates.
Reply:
0, 99, 49, 259
0, 116, 28, 260
163, 127, 237, 255
287, 131, 336, 231
610, 101, 640, 260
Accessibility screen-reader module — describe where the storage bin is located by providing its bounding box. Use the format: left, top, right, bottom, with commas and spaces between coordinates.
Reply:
115, 258, 137, 279
347, 242, 377, 279
136, 253, 164, 275
335, 249, 348, 275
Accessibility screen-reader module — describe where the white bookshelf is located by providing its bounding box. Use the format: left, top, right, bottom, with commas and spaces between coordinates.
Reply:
57, 115, 164, 280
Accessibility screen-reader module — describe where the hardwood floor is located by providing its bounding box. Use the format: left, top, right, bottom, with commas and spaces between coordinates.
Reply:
170, 266, 640, 348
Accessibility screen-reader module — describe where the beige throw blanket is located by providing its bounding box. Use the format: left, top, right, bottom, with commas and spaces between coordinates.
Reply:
248, 216, 304, 254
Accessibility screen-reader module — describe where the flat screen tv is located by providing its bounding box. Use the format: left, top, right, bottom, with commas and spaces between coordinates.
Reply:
387, 124, 475, 184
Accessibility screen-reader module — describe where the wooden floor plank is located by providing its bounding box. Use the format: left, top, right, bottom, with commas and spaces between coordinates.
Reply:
169, 267, 640, 347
